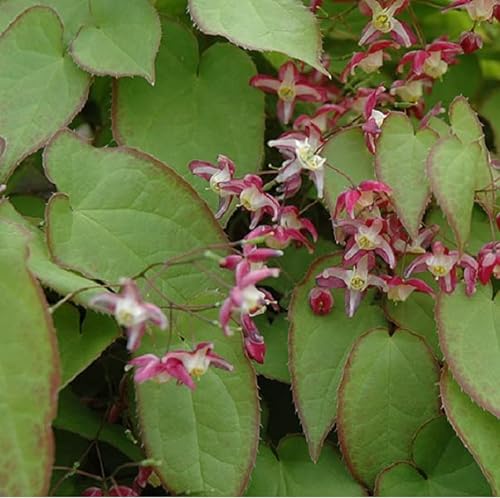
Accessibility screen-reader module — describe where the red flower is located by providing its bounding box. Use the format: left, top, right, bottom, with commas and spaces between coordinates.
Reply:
309, 287, 334, 315
334, 180, 392, 219
382, 275, 434, 301
477, 241, 500, 284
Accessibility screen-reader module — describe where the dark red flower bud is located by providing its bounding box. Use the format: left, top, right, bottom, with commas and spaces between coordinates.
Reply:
459, 31, 483, 54
244, 336, 266, 364
309, 287, 334, 315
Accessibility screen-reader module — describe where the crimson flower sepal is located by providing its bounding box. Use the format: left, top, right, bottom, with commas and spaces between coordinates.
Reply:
477, 241, 500, 284
442, 0, 499, 21
90, 278, 167, 352
459, 31, 483, 53
382, 275, 434, 302
219, 244, 283, 271
309, 287, 334, 315
334, 180, 392, 219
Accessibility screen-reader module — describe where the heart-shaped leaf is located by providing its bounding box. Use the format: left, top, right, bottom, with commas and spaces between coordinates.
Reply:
375, 112, 437, 239
441, 368, 500, 495
375, 416, 491, 496
0, 220, 59, 495
188, 0, 326, 75
113, 20, 264, 210
0, 6, 90, 181
70, 0, 161, 84
44, 129, 260, 495
437, 282, 500, 417
289, 254, 388, 461
246, 436, 366, 496
337, 328, 440, 489
426, 135, 481, 252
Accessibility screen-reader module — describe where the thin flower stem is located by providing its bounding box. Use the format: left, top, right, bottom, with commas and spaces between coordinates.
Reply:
52, 466, 103, 481
325, 160, 356, 187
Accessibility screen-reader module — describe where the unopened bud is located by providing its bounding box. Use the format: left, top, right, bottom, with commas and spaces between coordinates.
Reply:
309, 287, 334, 315
459, 31, 483, 54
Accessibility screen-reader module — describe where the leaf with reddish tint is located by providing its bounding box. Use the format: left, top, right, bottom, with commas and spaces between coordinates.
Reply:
337, 328, 440, 489
437, 283, 500, 417
0, 220, 59, 495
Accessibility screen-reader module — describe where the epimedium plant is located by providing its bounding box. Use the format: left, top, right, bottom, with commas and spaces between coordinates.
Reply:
0, 0, 499, 496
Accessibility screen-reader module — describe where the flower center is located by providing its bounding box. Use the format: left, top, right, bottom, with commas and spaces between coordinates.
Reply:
373, 12, 393, 32
239, 186, 260, 211
423, 53, 448, 79
115, 300, 145, 327
190, 367, 206, 379
241, 285, 267, 316
296, 140, 325, 171
278, 84, 296, 102
429, 264, 448, 277
349, 275, 366, 291
356, 234, 377, 250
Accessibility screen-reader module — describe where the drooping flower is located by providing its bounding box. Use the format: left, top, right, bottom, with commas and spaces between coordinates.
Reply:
363, 108, 388, 153
189, 154, 236, 218
340, 40, 399, 82
132, 467, 154, 495
459, 253, 479, 296
309, 287, 334, 315
83, 486, 139, 497
390, 77, 431, 104
459, 31, 483, 53
443, 0, 500, 22
405, 241, 460, 293
382, 275, 434, 301
310, 0, 324, 12
129, 342, 233, 390
90, 279, 167, 351
390, 221, 439, 254
477, 241, 500, 284
241, 315, 267, 363
316, 255, 387, 317
250, 61, 325, 124
359, 0, 416, 47
334, 180, 392, 219
294, 103, 347, 134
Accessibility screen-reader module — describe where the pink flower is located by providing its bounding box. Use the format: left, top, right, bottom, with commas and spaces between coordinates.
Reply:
309, 287, 334, 315
269, 125, 326, 198
316, 255, 387, 317
390, 77, 432, 104
443, 0, 499, 21
219, 261, 279, 335
337, 218, 397, 268
334, 180, 392, 219
220, 244, 283, 271
405, 241, 460, 293
310, 0, 324, 12
477, 241, 500, 284
359, 0, 416, 47
241, 315, 267, 363
109, 487, 139, 497
90, 279, 167, 351
459, 31, 483, 53
250, 61, 325, 124
294, 104, 346, 134
189, 154, 236, 218
459, 253, 479, 296
390, 222, 439, 254
341, 40, 399, 82
132, 467, 153, 494
129, 342, 233, 390
397, 39, 463, 79
83, 488, 104, 497
382, 275, 434, 301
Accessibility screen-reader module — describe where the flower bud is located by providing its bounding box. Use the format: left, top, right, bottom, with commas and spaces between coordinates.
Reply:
309, 287, 334, 315
244, 336, 266, 364
459, 31, 483, 54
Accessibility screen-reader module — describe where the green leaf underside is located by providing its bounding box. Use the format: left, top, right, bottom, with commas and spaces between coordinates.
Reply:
0, 220, 59, 495
70, 0, 161, 83
289, 254, 388, 461
376, 112, 437, 239
44, 129, 259, 495
0, 6, 90, 181
375, 416, 491, 496
337, 328, 440, 488
54, 390, 143, 462
53, 305, 119, 389
113, 20, 264, 211
437, 283, 500, 417
441, 369, 500, 495
427, 135, 481, 252
323, 128, 375, 212
245, 436, 366, 496
188, 0, 326, 74
0, 200, 99, 306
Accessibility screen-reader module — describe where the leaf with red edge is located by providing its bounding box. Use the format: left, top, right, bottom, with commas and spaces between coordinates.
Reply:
437, 282, 500, 417
0, 220, 59, 495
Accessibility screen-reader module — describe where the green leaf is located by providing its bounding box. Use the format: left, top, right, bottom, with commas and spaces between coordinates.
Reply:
0, 200, 100, 306
375, 416, 491, 496
427, 135, 481, 252
289, 254, 388, 461
479, 88, 500, 151
188, 0, 326, 75
53, 305, 120, 389
0, 220, 59, 495
437, 283, 500, 417
441, 368, 500, 495
0, 6, 90, 180
112, 20, 264, 211
246, 436, 366, 496
375, 112, 438, 239
253, 314, 290, 383
54, 389, 143, 461
70, 0, 161, 84
323, 128, 375, 212
337, 328, 441, 489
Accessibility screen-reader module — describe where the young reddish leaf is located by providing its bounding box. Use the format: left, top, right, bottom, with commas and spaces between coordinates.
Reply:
0, 220, 59, 495
0, 6, 90, 181
441, 368, 500, 495
289, 254, 388, 462
375, 416, 490, 496
188, 0, 327, 75
70, 0, 161, 84
246, 436, 366, 496
337, 328, 440, 489
113, 20, 264, 212
376, 112, 438, 239
426, 135, 481, 253
437, 282, 500, 417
